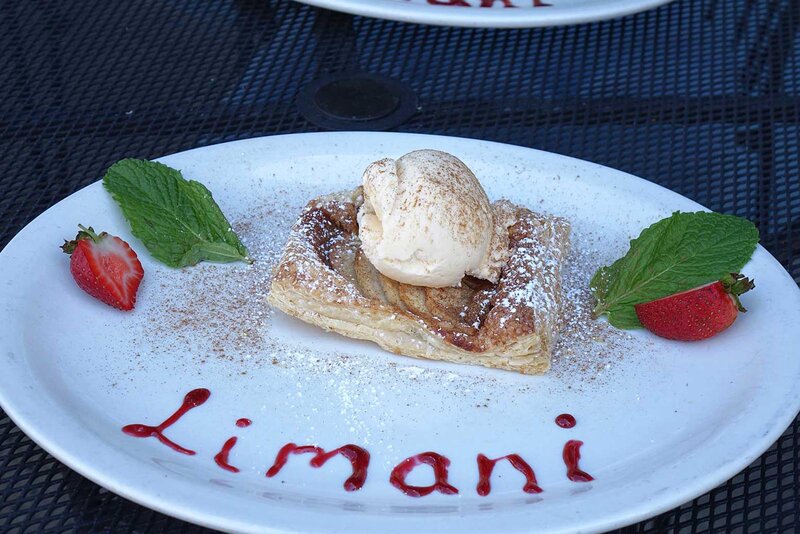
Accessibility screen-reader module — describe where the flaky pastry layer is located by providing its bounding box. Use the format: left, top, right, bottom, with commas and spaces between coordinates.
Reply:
268, 188, 570, 375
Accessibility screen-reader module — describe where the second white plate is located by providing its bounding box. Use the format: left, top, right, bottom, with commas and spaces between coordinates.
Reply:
291, 0, 676, 28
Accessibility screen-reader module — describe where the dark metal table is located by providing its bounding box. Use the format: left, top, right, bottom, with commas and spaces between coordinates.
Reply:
1, 0, 798, 532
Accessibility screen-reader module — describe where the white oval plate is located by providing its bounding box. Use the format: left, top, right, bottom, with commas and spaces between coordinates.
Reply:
0, 132, 799, 534
291, 0, 676, 28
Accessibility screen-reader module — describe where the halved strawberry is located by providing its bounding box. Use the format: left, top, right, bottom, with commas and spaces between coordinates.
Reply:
61, 225, 144, 311
634, 273, 754, 341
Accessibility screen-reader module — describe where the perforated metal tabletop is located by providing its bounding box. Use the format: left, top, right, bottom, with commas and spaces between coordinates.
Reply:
1, 0, 799, 532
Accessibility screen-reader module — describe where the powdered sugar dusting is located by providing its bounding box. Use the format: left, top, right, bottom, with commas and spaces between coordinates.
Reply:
551, 229, 645, 386
131, 192, 301, 364
482, 206, 570, 348
130, 183, 635, 393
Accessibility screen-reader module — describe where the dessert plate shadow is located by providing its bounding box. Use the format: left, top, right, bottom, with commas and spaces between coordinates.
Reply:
0, 132, 798, 534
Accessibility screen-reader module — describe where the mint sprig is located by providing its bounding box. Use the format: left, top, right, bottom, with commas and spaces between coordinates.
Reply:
103, 159, 251, 268
591, 211, 759, 329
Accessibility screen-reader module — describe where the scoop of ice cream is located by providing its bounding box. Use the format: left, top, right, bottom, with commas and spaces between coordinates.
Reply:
357, 149, 507, 288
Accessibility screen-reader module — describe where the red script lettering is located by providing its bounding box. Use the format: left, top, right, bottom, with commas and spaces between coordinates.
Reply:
214, 437, 240, 473
476, 453, 542, 495
266, 443, 370, 491
390, 452, 459, 497
122, 388, 210, 455
563, 440, 594, 482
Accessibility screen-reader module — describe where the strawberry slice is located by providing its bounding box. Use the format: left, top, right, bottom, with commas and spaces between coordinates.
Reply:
61, 225, 144, 311
634, 273, 754, 341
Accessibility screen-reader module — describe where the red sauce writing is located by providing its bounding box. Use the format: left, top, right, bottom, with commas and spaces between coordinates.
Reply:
476, 453, 542, 496
266, 443, 370, 491
122, 389, 594, 495
555, 413, 576, 428
214, 437, 240, 473
390, 452, 459, 497
121, 388, 210, 455
213, 418, 252, 472
563, 440, 594, 482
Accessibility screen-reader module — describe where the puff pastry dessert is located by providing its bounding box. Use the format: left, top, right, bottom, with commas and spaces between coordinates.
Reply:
268, 188, 571, 375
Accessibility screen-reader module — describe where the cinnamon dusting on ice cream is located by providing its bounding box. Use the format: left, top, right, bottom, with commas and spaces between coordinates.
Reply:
358, 150, 510, 288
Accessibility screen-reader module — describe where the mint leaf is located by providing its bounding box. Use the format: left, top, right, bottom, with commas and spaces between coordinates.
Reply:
591, 211, 759, 329
103, 159, 251, 268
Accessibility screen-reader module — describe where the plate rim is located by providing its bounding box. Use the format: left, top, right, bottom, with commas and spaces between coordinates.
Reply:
0, 131, 799, 534
289, 0, 677, 28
